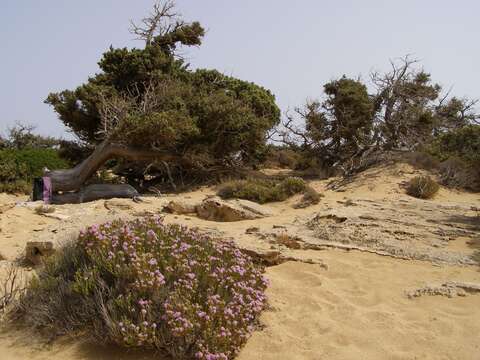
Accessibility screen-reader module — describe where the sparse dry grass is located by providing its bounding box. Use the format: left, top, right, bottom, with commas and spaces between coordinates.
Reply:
407, 176, 440, 199
274, 232, 304, 249
294, 186, 322, 209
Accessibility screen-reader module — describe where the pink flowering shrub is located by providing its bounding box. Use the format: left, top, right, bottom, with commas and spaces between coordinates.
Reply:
15, 216, 268, 360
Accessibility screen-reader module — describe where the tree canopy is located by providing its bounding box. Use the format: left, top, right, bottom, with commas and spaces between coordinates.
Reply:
282, 56, 478, 168
45, 1, 280, 169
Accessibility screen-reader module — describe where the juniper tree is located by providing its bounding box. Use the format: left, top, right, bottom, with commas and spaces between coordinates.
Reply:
282, 76, 374, 166
281, 56, 478, 172
45, 1, 280, 192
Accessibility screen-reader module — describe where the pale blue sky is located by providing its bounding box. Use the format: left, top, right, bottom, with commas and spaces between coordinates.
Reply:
1, 0, 478, 139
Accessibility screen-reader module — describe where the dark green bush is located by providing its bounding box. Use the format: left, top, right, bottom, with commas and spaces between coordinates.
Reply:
13, 217, 268, 359
0, 148, 69, 193
430, 125, 480, 164
0, 180, 31, 194
406, 175, 440, 199
277, 177, 307, 196
217, 177, 306, 204
264, 146, 301, 169
428, 125, 480, 191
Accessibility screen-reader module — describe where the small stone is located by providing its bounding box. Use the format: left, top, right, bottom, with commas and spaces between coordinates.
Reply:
246, 227, 260, 234
196, 197, 273, 222
43, 213, 70, 221
162, 200, 198, 215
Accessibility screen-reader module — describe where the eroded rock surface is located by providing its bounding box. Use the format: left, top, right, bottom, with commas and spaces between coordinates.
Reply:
196, 196, 273, 222
301, 198, 480, 266
163, 200, 198, 214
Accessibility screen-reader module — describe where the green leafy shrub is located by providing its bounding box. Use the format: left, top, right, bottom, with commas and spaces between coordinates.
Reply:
0, 180, 31, 194
217, 177, 306, 203
264, 146, 301, 169
406, 176, 440, 199
430, 125, 480, 164
14, 217, 268, 359
428, 125, 480, 191
0, 148, 68, 193
277, 177, 306, 196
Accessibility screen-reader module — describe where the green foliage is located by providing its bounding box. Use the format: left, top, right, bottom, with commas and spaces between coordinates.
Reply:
6, 124, 59, 150
406, 175, 440, 199
276, 177, 307, 196
300, 77, 374, 165
45, 4, 280, 168
264, 146, 301, 169
0, 180, 31, 194
14, 217, 268, 359
217, 177, 306, 203
375, 70, 442, 149
430, 125, 480, 164
287, 57, 478, 174
0, 148, 69, 193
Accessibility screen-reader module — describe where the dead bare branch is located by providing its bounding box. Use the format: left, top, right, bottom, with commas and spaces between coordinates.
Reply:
0, 265, 26, 314
130, 0, 180, 46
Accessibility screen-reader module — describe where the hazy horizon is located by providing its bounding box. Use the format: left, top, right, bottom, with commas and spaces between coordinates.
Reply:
1, 0, 478, 139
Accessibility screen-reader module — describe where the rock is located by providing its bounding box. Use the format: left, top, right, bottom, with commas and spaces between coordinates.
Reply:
104, 199, 133, 211
163, 200, 198, 214
26, 241, 55, 265
406, 281, 480, 299
241, 249, 284, 266
196, 197, 273, 222
246, 227, 260, 234
42, 213, 70, 221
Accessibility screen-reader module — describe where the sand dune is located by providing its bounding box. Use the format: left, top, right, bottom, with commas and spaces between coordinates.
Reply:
0, 163, 479, 359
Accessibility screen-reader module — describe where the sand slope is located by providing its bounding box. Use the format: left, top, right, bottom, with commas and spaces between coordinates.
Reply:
0, 163, 479, 359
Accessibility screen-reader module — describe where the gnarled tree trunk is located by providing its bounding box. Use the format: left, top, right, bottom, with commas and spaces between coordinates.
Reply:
51, 184, 139, 204
45, 140, 177, 192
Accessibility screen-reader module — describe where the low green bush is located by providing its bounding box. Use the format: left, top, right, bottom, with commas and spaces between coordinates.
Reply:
264, 146, 301, 169
406, 175, 440, 199
217, 177, 306, 203
277, 177, 306, 196
0, 180, 31, 194
0, 148, 69, 193
13, 217, 268, 359
427, 125, 480, 191
430, 125, 480, 164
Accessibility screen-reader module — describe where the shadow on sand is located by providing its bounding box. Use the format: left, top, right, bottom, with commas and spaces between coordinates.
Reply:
0, 325, 169, 360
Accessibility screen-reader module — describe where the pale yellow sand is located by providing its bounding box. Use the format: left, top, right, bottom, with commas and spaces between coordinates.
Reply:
0, 163, 479, 359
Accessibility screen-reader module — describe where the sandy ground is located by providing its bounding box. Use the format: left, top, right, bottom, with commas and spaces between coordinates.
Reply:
0, 163, 479, 359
